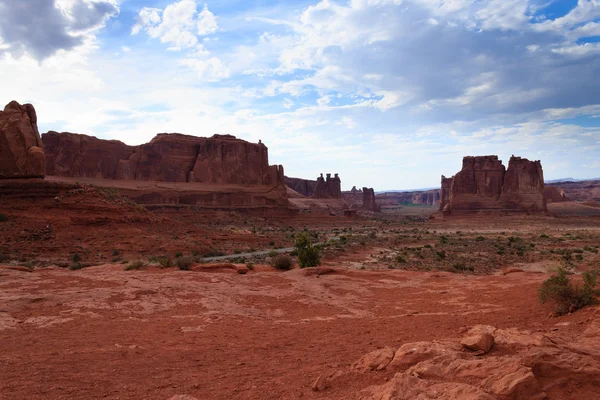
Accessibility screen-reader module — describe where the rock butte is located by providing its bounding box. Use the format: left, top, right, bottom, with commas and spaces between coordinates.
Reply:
0, 101, 46, 179
43, 131, 283, 186
441, 155, 547, 215
361, 187, 381, 212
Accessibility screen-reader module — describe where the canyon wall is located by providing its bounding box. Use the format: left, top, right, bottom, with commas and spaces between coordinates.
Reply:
440, 155, 546, 214
42, 131, 284, 187
313, 173, 342, 199
0, 101, 45, 179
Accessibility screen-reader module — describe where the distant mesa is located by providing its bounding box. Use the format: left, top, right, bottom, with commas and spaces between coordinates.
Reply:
441, 155, 547, 215
42, 131, 284, 187
0, 101, 46, 179
544, 186, 569, 203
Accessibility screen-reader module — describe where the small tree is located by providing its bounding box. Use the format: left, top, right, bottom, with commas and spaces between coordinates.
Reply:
539, 269, 599, 315
295, 232, 321, 268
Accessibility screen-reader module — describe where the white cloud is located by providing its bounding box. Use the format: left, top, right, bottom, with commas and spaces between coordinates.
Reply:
132, 0, 218, 50
179, 56, 230, 81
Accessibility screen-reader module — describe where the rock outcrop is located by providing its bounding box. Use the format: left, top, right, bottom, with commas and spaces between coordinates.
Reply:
313, 173, 341, 199
0, 101, 45, 179
441, 155, 546, 214
42, 132, 284, 187
284, 176, 317, 197
341, 186, 362, 207
544, 186, 569, 203
318, 317, 600, 400
362, 187, 380, 212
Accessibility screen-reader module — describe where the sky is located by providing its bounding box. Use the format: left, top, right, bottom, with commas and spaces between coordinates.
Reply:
1, 0, 599, 191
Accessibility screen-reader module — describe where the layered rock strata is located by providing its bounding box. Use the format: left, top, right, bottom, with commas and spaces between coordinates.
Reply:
42, 132, 284, 187
0, 101, 46, 179
441, 155, 546, 214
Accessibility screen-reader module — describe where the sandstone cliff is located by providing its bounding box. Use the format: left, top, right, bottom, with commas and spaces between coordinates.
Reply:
440, 155, 547, 214
313, 173, 341, 199
362, 187, 381, 212
0, 101, 45, 179
42, 132, 284, 187
284, 176, 317, 197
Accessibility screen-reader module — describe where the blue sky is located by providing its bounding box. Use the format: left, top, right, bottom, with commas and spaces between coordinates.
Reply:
1, 0, 599, 190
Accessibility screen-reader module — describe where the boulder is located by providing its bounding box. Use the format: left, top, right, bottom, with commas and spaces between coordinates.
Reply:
0, 101, 45, 178
354, 346, 396, 372
460, 327, 495, 354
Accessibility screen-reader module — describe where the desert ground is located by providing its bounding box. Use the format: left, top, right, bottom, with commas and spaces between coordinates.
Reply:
2, 181, 600, 400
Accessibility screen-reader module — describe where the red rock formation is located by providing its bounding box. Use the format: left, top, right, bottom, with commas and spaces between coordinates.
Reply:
375, 189, 440, 207
0, 101, 45, 178
42, 132, 284, 187
43, 131, 135, 179
361, 187, 380, 212
499, 156, 546, 211
313, 173, 341, 199
341, 186, 362, 207
284, 176, 317, 197
441, 155, 547, 214
440, 176, 452, 209
544, 186, 569, 203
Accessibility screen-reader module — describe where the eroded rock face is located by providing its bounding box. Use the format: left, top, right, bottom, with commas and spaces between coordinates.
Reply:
42, 132, 284, 186
284, 176, 317, 197
362, 187, 380, 212
0, 101, 45, 179
43, 131, 135, 179
313, 173, 342, 199
441, 155, 546, 214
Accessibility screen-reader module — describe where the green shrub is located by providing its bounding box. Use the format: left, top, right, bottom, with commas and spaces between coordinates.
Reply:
245, 261, 254, 270
476, 236, 485, 241
72, 253, 82, 263
540, 234, 549, 239
268, 249, 278, 257
175, 251, 183, 258
539, 269, 599, 315
112, 249, 120, 256
435, 250, 446, 260
272, 254, 294, 270
0, 214, 8, 222
294, 232, 321, 268
125, 260, 146, 271
175, 256, 194, 270
440, 236, 448, 244
396, 255, 407, 264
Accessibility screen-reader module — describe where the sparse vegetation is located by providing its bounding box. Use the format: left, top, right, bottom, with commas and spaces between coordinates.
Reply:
272, 254, 294, 270
175, 256, 194, 270
0, 214, 8, 222
294, 232, 321, 268
125, 260, 146, 271
539, 269, 599, 315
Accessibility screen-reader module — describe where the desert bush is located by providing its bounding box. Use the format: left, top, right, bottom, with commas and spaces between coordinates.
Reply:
268, 249, 278, 257
175, 256, 194, 270
175, 251, 183, 258
540, 234, 549, 239
125, 260, 146, 271
539, 269, 599, 315
203, 250, 225, 258
396, 255, 407, 264
245, 261, 254, 270
435, 250, 446, 260
72, 253, 82, 263
151, 255, 173, 268
272, 254, 294, 270
0, 214, 8, 222
294, 232, 321, 268
439, 236, 448, 244
112, 249, 120, 256
476, 236, 485, 241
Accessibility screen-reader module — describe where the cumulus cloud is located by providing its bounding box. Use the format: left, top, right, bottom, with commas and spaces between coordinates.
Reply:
0, 0, 118, 60
132, 0, 218, 50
